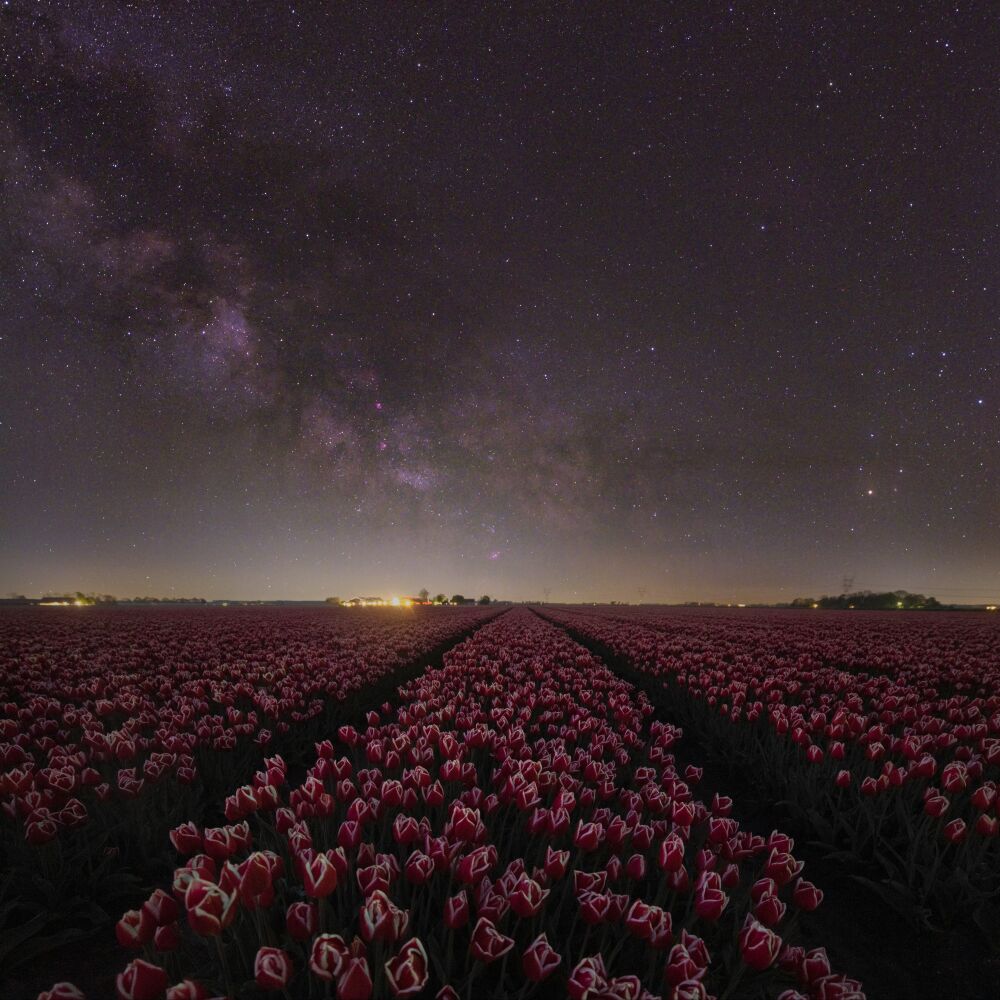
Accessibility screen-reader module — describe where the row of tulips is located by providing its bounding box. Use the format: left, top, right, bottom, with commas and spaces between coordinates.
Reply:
47, 609, 864, 998
1, 606, 495, 851
540, 606, 1000, 927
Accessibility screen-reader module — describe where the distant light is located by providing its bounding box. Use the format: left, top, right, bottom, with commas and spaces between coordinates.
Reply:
390, 596, 401, 606
987, 605, 998, 612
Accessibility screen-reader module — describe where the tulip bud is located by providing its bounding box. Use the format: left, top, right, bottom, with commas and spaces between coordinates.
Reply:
337, 957, 373, 1000
165, 981, 210, 1000
255, 947, 292, 991
942, 818, 967, 843
116, 909, 155, 949
38, 985, 85, 1000
115, 959, 168, 1000
444, 890, 469, 929
792, 878, 823, 911
738, 916, 782, 971
384, 937, 429, 997
301, 851, 339, 898
469, 917, 515, 963
522, 933, 561, 982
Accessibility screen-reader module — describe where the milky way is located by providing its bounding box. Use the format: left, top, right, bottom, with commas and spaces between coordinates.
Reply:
1, 4, 998, 603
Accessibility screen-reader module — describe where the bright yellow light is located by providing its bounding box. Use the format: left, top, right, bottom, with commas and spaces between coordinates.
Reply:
390, 596, 401, 606
987, 605, 998, 612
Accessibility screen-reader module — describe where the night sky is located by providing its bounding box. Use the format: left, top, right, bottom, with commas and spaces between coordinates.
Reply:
2, 4, 998, 604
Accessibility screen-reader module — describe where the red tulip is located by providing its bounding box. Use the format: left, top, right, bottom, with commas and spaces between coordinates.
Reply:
168, 822, 202, 856
37, 985, 85, 1000
792, 878, 823, 911
975, 814, 999, 837
309, 934, 350, 981
693, 873, 728, 922
286, 900, 317, 941
764, 849, 803, 887
142, 890, 180, 927
567, 955, 607, 1000
674, 982, 709, 1000
201, 827, 234, 861
165, 982, 209, 1000
738, 916, 782, 970
301, 851, 339, 898
509, 873, 549, 918
384, 937, 429, 997
456, 845, 493, 885
625, 853, 647, 880
153, 923, 181, 952
573, 820, 604, 851
521, 933, 561, 982
337, 957, 373, 1000
943, 818, 967, 843
812, 974, 866, 999
753, 892, 787, 927
115, 959, 168, 1000
800, 947, 832, 984
924, 793, 950, 818
116, 908, 155, 949
254, 947, 292, 990
443, 890, 469, 929
25, 816, 59, 846
658, 833, 685, 872
359, 890, 408, 944
970, 782, 997, 811
665, 944, 703, 986
468, 917, 515, 963
184, 880, 235, 937
544, 847, 569, 879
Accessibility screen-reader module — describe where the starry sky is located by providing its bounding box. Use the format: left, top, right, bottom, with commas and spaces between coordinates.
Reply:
1, 3, 998, 604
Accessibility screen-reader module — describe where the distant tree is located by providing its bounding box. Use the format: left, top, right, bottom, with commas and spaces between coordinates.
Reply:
478, 595, 491, 605
451, 595, 466, 605
434, 594, 448, 604
797, 589, 942, 611
418, 589, 430, 603
325, 597, 341, 605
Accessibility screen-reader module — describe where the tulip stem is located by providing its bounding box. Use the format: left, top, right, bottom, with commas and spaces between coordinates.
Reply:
719, 962, 747, 1000
214, 935, 234, 997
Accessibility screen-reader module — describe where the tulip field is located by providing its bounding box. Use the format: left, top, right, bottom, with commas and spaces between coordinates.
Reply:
540, 607, 1000, 925
3, 606, 999, 999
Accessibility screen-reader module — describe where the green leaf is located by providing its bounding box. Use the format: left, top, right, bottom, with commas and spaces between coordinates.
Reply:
851, 875, 932, 929
0, 912, 49, 967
